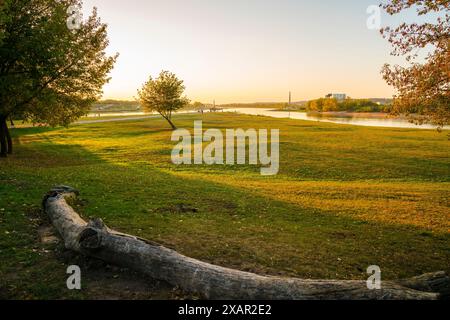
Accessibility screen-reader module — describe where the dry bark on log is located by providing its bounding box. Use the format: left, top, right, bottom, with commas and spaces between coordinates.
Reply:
43, 186, 449, 300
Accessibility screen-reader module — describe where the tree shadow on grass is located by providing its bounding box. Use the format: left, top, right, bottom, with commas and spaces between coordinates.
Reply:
9, 125, 62, 137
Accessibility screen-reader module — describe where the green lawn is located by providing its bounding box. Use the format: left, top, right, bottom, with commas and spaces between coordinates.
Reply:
0, 113, 449, 299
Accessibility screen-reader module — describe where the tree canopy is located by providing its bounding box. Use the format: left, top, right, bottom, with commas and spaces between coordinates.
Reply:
306, 98, 389, 113
306, 98, 339, 112
0, 0, 117, 156
381, 0, 449, 129
137, 71, 189, 130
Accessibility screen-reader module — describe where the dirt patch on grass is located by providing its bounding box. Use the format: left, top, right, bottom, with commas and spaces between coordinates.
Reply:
155, 203, 199, 214
329, 231, 358, 240
56, 249, 192, 300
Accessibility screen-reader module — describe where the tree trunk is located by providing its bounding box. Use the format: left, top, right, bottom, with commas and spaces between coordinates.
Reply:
162, 114, 177, 130
0, 116, 7, 157
43, 186, 449, 300
167, 117, 177, 130
158, 113, 177, 130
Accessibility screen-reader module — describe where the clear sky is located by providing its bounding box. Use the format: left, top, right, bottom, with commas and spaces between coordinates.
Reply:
81, 0, 423, 103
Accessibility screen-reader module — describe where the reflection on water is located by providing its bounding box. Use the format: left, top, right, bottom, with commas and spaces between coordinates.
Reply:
231, 108, 444, 130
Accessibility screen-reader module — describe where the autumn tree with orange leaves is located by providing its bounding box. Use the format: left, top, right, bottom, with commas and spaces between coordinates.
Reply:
380, 0, 449, 129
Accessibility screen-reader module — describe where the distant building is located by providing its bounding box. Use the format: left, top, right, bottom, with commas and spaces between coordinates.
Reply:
326, 93, 346, 101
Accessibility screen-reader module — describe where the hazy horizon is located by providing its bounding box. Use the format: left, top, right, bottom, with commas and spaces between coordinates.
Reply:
96, 97, 393, 104
82, 0, 429, 104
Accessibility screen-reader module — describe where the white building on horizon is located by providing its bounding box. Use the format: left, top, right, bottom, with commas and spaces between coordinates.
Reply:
326, 93, 347, 101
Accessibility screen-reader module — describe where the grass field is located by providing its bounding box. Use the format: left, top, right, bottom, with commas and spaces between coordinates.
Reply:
0, 113, 449, 299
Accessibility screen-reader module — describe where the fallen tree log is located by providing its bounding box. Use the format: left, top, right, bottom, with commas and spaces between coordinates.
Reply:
43, 186, 449, 300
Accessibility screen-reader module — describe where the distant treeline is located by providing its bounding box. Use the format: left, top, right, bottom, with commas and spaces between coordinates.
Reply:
219, 102, 291, 109
306, 98, 392, 113
92, 100, 140, 112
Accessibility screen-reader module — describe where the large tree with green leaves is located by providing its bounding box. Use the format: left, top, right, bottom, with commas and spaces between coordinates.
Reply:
0, 0, 117, 157
380, 0, 449, 129
137, 71, 189, 130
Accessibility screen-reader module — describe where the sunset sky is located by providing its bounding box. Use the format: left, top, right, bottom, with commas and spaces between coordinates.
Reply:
81, 0, 427, 103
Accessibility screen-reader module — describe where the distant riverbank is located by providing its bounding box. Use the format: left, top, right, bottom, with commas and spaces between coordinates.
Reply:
229, 108, 446, 130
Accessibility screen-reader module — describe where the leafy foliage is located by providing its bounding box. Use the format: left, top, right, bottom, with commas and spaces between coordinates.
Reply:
306, 98, 339, 112
380, 0, 450, 129
192, 101, 205, 111
0, 0, 117, 124
306, 98, 389, 112
0, 0, 117, 156
137, 71, 189, 129
337, 99, 390, 113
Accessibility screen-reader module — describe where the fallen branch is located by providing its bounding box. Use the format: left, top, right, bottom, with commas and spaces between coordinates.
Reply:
43, 186, 449, 300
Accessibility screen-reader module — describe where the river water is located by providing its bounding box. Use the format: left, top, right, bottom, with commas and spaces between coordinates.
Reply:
230, 108, 444, 130
88, 108, 445, 130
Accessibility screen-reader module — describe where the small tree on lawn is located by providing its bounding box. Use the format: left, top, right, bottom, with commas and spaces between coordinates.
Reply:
137, 71, 189, 130
192, 101, 205, 113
